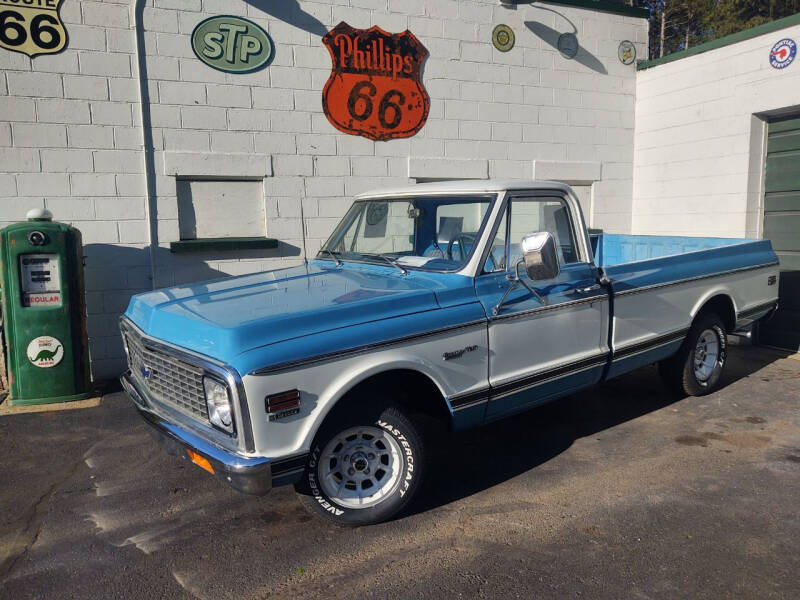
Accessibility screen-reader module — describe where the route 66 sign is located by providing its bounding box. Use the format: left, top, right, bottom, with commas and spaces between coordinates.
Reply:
322, 22, 430, 141
0, 0, 67, 57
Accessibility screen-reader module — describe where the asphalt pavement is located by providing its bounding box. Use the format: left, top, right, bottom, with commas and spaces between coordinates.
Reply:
1, 345, 799, 599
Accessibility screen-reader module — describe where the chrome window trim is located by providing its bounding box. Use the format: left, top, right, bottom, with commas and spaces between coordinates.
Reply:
120, 316, 256, 454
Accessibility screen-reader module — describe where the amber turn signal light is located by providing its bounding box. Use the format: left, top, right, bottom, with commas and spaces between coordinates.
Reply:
186, 449, 214, 474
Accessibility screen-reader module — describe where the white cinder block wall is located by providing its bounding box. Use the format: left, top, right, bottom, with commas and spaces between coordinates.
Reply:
1, 0, 647, 379
632, 22, 800, 237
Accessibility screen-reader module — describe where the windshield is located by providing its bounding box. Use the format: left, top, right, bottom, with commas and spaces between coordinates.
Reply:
319, 195, 496, 272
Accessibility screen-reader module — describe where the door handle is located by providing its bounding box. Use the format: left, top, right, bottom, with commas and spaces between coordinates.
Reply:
572, 283, 601, 294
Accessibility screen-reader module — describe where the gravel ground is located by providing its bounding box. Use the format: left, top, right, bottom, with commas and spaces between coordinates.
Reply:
1, 345, 798, 599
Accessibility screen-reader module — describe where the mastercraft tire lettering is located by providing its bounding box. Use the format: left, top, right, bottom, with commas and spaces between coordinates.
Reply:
296, 405, 424, 526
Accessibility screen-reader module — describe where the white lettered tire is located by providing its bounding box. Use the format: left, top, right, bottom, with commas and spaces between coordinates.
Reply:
295, 406, 424, 526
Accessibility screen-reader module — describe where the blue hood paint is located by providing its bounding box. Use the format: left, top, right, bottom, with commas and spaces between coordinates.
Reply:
125, 261, 479, 364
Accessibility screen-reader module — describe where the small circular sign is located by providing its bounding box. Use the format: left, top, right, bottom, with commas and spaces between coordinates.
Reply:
492, 24, 515, 53
770, 38, 796, 69
557, 32, 579, 59
27, 336, 64, 369
618, 40, 636, 65
366, 202, 388, 226
192, 15, 274, 74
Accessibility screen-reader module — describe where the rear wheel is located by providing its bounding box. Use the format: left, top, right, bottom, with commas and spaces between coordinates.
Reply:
659, 313, 727, 396
295, 405, 424, 527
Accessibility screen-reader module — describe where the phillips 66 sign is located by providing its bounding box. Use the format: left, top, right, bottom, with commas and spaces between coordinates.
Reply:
0, 0, 67, 57
322, 22, 430, 141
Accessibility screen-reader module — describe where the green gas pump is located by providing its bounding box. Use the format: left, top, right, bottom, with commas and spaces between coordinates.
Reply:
0, 209, 92, 405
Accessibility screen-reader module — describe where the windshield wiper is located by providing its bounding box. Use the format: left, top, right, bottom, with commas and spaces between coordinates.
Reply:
318, 248, 342, 266
360, 253, 407, 276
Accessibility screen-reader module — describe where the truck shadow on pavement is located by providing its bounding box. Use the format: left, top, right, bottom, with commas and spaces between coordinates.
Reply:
412, 345, 790, 516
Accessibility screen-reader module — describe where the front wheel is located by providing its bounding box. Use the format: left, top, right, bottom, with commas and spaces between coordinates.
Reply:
659, 313, 727, 396
295, 405, 424, 526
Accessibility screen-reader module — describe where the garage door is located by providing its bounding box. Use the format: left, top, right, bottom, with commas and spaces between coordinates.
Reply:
761, 116, 800, 351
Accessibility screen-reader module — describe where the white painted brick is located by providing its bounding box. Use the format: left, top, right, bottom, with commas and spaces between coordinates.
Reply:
445, 100, 478, 120
65, 25, 106, 51
207, 84, 251, 108
41, 149, 94, 172
116, 174, 146, 197
118, 220, 149, 243
0, 149, 40, 173
81, 1, 130, 28
270, 67, 312, 90
43, 197, 94, 220
155, 33, 195, 58
7, 72, 63, 98
68, 125, 114, 149
408, 157, 488, 180
113, 127, 143, 150
254, 133, 296, 155
17, 173, 70, 196
94, 150, 144, 173
211, 131, 254, 153
273, 155, 313, 176
36, 98, 91, 124
0, 97, 37, 122
107, 29, 136, 54
163, 152, 272, 178
30, 51, 80, 75
12, 123, 67, 148
159, 81, 205, 106
297, 134, 336, 156
73, 220, 120, 243
271, 111, 311, 133
91, 102, 132, 126
142, 7, 178, 33
314, 156, 350, 177
252, 88, 295, 110
64, 75, 109, 100
71, 173, 117, 197
180, 106, 227, 129
95, 197, 146, 221
227, 108, 269, 131
0, 123, 9, 147
162, 129, 210, 151
79, 52, 131, 78
109, 78, 139, 103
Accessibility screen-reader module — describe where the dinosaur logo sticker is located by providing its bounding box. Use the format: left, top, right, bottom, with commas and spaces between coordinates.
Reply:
27, 336, 64, 368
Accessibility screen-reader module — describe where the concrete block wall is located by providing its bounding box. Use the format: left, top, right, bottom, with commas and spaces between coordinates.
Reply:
632, 22, 800, 237
1, 0, 647, 379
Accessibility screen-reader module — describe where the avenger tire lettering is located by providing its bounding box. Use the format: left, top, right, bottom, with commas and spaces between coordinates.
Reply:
295, 405, 424, 526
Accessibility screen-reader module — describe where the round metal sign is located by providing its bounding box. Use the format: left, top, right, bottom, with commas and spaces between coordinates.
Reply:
618, 40, 636, 65
27, 336, 64, 368
770, 38, 796, 69
191, 15, 274, 74
492, 24, 515, 52
557, 32, 579, 59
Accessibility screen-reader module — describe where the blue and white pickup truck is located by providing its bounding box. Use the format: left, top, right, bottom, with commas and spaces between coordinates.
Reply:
120, 181, 779, 526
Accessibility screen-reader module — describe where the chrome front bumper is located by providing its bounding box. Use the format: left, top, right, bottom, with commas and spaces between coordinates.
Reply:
121, 372, 272, 495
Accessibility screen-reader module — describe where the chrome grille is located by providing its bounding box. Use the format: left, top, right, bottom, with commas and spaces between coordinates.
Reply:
124, 330, 209, 421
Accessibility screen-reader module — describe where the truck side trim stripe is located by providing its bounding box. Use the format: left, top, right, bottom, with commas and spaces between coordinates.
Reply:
489, 293, 608, 323
613, 328, 689, 360
250, 319, 487, 375
737, 300, 778, 320
490, 352, 610, 400
613, 262, 779, 297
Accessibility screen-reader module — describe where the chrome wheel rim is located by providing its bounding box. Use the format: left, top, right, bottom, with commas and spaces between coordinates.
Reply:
693, 329, 720, 382
319, 426, 403, 509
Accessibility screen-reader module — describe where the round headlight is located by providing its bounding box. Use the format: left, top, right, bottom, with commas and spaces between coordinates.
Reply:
203, 377, 233, 432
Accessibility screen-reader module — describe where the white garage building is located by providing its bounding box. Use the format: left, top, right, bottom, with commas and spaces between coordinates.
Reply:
0, 1, 798, 377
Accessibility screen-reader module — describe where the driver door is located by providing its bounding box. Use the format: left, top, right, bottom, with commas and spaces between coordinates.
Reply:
475, 192, 610, 420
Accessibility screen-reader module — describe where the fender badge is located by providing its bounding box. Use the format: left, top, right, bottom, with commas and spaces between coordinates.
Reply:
443, 345, 479, 361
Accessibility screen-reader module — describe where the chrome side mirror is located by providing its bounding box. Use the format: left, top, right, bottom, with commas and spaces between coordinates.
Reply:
521, 231, 560, 281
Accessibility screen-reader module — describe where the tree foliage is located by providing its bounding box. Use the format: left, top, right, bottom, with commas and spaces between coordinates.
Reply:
637, 0, 800, 59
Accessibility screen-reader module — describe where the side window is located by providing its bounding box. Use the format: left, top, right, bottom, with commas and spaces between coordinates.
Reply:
484, 196, 579, 273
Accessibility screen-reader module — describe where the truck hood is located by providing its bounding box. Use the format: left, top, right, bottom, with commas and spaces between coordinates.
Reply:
125, 262, 447, 364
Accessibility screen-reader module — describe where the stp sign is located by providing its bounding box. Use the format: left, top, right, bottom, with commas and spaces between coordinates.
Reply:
322, 22, 430, 141
770, 38, 796, 69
